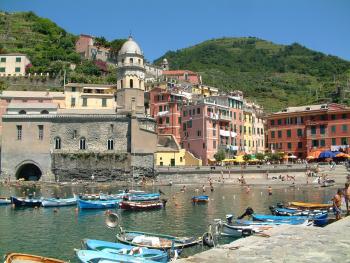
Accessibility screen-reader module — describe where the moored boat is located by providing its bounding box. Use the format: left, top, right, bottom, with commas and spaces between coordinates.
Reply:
288, 201, 332, 210
78, 199, 120, 209
192, 195, 209, 203
126, 193, 160, 202
0, 197, 11, 205
42, 197, 77, 207
116, 230, 201, 250
76, 249, 158, 263
4, 253, 66, 263
11, 196, 42, 207
82, 239, 168, 262
119, 200, 166, 211
252, 213, 328, 227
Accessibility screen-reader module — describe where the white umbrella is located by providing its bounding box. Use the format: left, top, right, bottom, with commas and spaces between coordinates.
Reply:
288, 155, 297, 159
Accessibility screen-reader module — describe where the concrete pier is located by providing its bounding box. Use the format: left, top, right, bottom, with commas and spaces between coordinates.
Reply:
177, 216, 350, 263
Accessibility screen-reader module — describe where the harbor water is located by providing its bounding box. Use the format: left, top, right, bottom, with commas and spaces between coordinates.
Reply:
0, 183, 337, 262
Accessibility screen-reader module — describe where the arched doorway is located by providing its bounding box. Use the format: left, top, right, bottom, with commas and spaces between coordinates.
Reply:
16, 163, 42, 181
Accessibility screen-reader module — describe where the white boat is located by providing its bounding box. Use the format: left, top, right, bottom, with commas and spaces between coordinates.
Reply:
41, 197, 77, 207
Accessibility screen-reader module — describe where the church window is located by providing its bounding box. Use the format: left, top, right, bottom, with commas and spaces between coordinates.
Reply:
38, 125, 44, 140
41, 110, 49, 114
139, 80, 142, 89
17, 125, 22, 140
130, 58, 133, 64
19, 110, 26, 114
120, 80, 123, 89
79, 137, 86, 150
107, 139, 114, 150
54, 137, 61, 149
138, 59, 141, 64
130, 79, 133, 88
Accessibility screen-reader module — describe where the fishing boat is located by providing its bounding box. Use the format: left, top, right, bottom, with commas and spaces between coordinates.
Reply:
288, 201, 332, 210
214, 219, 273, 238
78, 199, 120, 209
192, 195, 209, 203
76, 250, 159, 263
126, 193, 160, 202
270, 205, 329, 217
82, 239, 169, 262
42, 197, 77, 207
4, 253, 66, 263
119, 200, 166, 211
10, 196, 42, 207
0, 197, 11, 205
252, 213, 328, 227
116, 230, 200, 250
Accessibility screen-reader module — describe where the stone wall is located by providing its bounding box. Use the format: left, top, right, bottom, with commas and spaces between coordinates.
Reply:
131, 153, 155, 177
51, 152, 131, 181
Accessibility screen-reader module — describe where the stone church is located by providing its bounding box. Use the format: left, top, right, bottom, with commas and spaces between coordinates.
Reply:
1, 37, 158, 182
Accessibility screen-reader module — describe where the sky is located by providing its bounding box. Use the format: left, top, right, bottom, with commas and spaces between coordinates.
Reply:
1, 0, 349, 62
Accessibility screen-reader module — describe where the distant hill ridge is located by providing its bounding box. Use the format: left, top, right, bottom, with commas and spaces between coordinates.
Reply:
155, 37, 350, 111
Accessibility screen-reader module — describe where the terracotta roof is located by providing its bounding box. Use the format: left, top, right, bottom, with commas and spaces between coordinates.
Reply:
163, 70, 198, 76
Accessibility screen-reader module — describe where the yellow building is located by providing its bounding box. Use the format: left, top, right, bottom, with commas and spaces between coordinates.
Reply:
155, 135, 202, 166
191, 84, 219, 97
243, 111, 253, 154
64, 83, 117, 109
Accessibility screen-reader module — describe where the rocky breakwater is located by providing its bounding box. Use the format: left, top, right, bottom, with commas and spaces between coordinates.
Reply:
177, 216, 350, 263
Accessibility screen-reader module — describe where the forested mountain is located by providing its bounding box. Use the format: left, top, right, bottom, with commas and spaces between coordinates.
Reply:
155, 38, 350, 111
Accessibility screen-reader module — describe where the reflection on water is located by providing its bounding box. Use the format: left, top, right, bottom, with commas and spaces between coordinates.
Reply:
0, 184, 337, 262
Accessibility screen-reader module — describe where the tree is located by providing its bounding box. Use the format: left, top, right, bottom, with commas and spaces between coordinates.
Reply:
243, 154, 251, 162
214, 149, 226, 162
255, 153, 265, 161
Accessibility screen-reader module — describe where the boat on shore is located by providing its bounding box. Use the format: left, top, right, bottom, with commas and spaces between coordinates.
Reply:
119, 200, 166, 211
192, 195, 209, 203
42, 197, 77, 207
4, 253, 66, 263
82, 239, 169, 262
10, 196, 42, 207
76, 249, 158, 263
116, 230, 201, 250
252, 213, 328, 227
0, 197, 11, 205
78, 199, 120, 209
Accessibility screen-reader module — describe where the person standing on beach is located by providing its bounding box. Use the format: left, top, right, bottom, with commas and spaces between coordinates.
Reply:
344, 183, 350, 214
268, 186, 272, 196
332, 189, 343, 220
202, 185, 206, 193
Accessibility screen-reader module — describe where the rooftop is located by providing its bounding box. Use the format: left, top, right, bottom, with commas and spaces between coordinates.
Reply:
1, 90, 65, 98
7, 102, 58, 109
65, 83, 117, 88
0, 53, 28, 57
57, 108, 116, 115
163, 70, 198, 76
157, 134, 180, 152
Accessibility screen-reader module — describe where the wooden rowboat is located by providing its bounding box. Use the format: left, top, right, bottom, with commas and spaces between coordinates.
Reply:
4, 253, 66, 263
289, 201, 332, 209
192, 195, 209, 203
119, 200, 166, 211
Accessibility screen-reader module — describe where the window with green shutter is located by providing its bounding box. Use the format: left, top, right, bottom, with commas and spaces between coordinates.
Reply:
15, 67, 21, 72
297, 129, 303, 137
16, 57, 21, 62
102, 98, 107, 107
287, 129, 291, 137
82, 98, 87, 107
0, 67, 5, 72
0, 57, 6, 62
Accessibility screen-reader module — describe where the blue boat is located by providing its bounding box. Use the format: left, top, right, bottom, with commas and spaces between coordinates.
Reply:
83, 239, 168, 262
76, 250, 159, 263
78, 199, 120, 209
127, 193, 160, 201
42, 197, 77, 207
192, 195, 209, 203
10, 196, 42, 207
0, 197, 11, 205
252, 213, 328, 227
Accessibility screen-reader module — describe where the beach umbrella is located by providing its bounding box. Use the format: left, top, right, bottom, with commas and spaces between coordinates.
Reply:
288, 155, 297, 159
318, 151, 340, 159
306, 156, 314, 160
336, 153, 350, 158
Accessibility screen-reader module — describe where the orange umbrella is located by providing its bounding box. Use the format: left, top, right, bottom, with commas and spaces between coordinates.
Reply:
336, 153, 350, 158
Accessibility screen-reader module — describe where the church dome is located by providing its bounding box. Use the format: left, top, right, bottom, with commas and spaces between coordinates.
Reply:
119, 36, 142, 55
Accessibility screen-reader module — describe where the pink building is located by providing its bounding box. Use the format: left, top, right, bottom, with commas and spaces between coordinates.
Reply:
75, 34, 111, 62
0, 91, 65, 135
181, 96, 244, 165
162, 70, 201, 85
149, 86, 189, 143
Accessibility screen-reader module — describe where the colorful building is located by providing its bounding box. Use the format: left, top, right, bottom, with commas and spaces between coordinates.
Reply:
181, 95, 244, 165
155, 135, 202, 166
266, 103, 350, 158
64, 83, 117, 109
162, 70, 201, 85
0, 53, 31, 77
149, 86, 189, 143
75, 34, 111, 62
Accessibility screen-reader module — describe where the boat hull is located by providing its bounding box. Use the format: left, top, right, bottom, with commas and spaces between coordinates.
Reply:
116, 231, 200, 250
4, 253, 66, 263
78, 199, 120, 209
11, 196, 42, 207
192, 195, 209, 203
76, 250, 158, 263
83, 239, 168, 262
120, 201, 164, 211
289, 201, 332, 209
0, 198, 11, 205
127, 193, 160, 201
42, 198, 77, 207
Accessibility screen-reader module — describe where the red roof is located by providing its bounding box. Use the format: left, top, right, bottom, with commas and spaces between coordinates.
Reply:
163, 70, 198, 76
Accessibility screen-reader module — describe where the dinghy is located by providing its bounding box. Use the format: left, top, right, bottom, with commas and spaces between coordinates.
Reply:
82, 239, 168, 262
288, 201, 332, 210
192, 195, 209, 203
10, 196, 42, 207
4, 253, 66, 263
0, 197, 11, 205
42, 197, 77, 207
76, 250, 158, 263
252, 213, 328, 227
126, 193, 160, 201
78, 199, 120, 209
119, 200, 166, 211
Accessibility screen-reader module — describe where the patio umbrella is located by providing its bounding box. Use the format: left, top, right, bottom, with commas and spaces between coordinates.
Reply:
288, 155, 297, 159
306, 156, 315, 160
318, 151, 340, 159
336, 153, 350, 158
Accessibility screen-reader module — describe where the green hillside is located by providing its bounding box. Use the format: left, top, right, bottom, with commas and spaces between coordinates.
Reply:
0, 11, 125, 86
155, 37, 350, 112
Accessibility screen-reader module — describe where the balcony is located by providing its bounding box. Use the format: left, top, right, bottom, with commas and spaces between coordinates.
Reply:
218, 114, 231, 121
